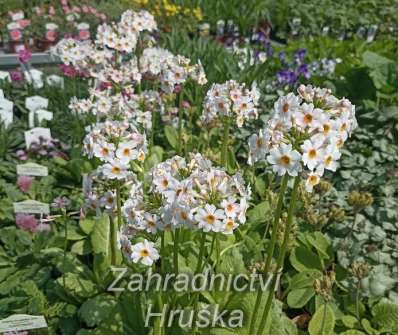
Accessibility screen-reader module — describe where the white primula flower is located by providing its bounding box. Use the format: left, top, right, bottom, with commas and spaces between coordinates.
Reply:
301, 139, 325, 171
267, 143, 302, 176
305, 171, 321, 192
222, 218, 238, 235
318, 145, 341, 173
221, 197, 239, 218
294, 103, 322, 131
131, 239, 159, 266
116, 141, 138, 163
93, 141, 115, 162
274, 93, 301, 121
101, 159, 130, 180
194, 204, 225, 233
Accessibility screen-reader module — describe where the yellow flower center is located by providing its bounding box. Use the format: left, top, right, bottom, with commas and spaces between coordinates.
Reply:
279, 155, 291, 166
308, 149, 317, 159
205, 214, 215, 225
140, 249, 149, 257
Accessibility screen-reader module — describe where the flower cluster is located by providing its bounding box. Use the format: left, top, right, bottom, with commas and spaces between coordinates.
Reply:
140, 47, 207, 93
120, 153, 250, 239
248, 84, 357, 191
202, 80, 260, 127
69, 88, 163, 132
83, 120, 147, 180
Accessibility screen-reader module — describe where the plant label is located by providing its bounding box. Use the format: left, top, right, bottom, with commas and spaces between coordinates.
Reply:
28, 109, 53, 128
13, 200, 50, 214
0, 98, 14, 112
0, 109, 13, 128
0, 314, 47, 332
24, 127, 51, 148
17, 162, 48, 176
25, 95, 49, 112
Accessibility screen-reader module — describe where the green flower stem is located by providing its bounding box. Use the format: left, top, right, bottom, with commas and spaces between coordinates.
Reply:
355, 281, 361, 322
116, 183, 123, 230
62, 209, 67, 289
150, 109, 156, 152
249, 174, 289, 334
154, 291, 164, 335
177, 91, 184, 155
221, 117, 230, 168
160, 231, 165, 274
320, 299, 328, 335
255, 176, 300, 335
195, 231, 207, 273
110, 215, 117, 266
173, 228, 180, 274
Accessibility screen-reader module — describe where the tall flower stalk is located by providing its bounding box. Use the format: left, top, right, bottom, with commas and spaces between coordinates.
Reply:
255, 176, 300, 335
248, 85, 357, 333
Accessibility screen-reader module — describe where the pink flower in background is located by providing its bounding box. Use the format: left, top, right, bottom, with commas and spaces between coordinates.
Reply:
59, 64, 77, 78
78, 30, 90, 40
10, 69, 24, 82
10, 30, 22, 41
182, 100, 191, 109
46, 30, 57, 41
62, 6, 71, 14
82, 5, 89, 13
99, 13, 107, 21
49, 6, 56, 15
16, 149, 28, 161
18, 49, 32, 63
36, 7, 44, 15
17, 176, 34, 193
18, 19, 30, 28
72, 6, 81, 13
61, 0, 68, 5
16, 214, 38, 232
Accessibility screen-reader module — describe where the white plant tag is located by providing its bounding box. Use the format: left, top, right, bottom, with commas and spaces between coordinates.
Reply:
17, 162, 48, 176
0, 89, 4, 99
25, 95, 49, 112
0, 98, 13, 112
28, 109, 53, 128
14, 200, 50, 214
0, 314, 48, 332
24, 127, 51, 148
0, 109, 13, 128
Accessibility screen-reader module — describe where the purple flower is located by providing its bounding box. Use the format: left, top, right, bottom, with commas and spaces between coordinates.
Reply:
18, 49, 32, 63
16, 149, 28, 161
298, 63, 311, 79
52, 196, 72, 209
17, 176, 34, 193
294, 48, 307, 62
16, 214, 38, 232
10, 69, 24, 82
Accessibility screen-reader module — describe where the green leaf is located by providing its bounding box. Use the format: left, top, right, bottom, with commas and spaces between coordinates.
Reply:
79, 294, 117, 327
290, 246, 323, 272
362, 51, 393, 68
341, 315, 359, 328
308, 304, 335, 335
247, 201, 271, 225
71, 240, 92, 255
164, 125, 179, 150
287, 287, 315, 308
91, 214, 110, 255
80, 218, 95, 235
340, 331, 366, 335
371, 302, 398, 332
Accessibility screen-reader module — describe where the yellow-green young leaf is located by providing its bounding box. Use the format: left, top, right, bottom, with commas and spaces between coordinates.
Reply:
341, 315, 359, 328
361, 318, 379, 335
164, 125, 179, 149
308, 304, 335, 335
340, 331, 366, 335
287, 287, 315, 308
